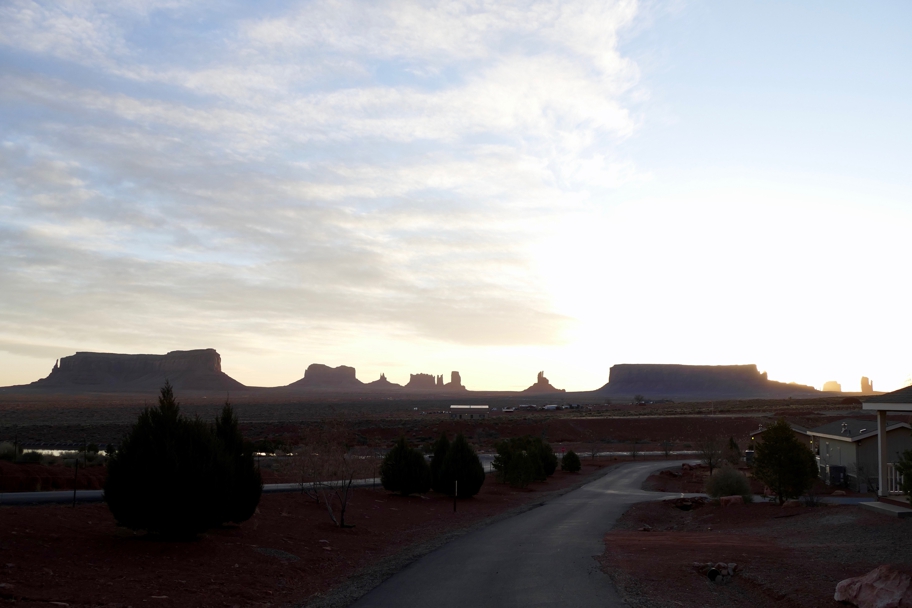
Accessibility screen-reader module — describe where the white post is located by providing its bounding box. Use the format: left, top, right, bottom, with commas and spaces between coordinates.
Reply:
877, 409, 888, 497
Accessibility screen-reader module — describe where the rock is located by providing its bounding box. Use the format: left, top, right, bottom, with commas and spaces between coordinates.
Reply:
782, 499, 803, 508
834, 565, 912, 608
832, 490, 847, 496
25, 349, 245, 392
596, 363, 818, 399
288, 364, 363, 390
721, 495, 744, 506
638, 524, 653, 532
523, 371, 565, 393
682, 463, 692, 471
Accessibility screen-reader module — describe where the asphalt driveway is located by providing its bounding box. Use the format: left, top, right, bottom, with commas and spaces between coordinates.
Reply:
353, 459, 694, 608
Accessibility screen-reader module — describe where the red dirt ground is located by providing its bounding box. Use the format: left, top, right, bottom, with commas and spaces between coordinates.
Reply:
601, 499, 912, 608
0, 462, 614, 607
0, 461, 107, 492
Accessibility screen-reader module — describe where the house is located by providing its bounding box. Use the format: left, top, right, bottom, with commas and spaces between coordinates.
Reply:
862, 385, 912, 497
807, 419, 912, 492
449, 405, 489, 420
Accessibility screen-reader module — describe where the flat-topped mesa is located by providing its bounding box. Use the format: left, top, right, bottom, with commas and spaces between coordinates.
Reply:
288, 364, 363, 390
523, 371, 565, 394
29, 349, 244, 391
599, 363, 819, 398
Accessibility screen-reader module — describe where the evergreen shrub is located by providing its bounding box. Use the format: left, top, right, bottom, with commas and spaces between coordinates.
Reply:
561, 450, 581, 473
430, 432, 451, 494
104, 382, 262, 537
438, 434, 485, 498
492, 436, 558, 486
381, 437, 431, 496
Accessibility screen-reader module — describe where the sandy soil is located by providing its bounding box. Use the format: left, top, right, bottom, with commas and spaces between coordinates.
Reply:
0, 462, 615, 608
600, 498, 912, 608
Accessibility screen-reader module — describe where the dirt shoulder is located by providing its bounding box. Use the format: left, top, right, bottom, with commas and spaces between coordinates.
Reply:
600, 498, 912, 608
0, 461, 619, 608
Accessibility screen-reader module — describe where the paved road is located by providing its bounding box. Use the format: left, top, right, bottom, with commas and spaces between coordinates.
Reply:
353, 460, 696, 608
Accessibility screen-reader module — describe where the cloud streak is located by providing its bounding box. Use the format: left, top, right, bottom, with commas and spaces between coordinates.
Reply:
0, 0, 644, 385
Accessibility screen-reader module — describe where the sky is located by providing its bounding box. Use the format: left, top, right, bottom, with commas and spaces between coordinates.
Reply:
1, 0, 910, 392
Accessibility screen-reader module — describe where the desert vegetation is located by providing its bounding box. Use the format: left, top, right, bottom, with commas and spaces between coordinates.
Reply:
104, 381, 262, 537
704, 465, 753, 502
381, 437, 431, 496
750, 418, 818, 505
561, 449, 581, 473
492, 436, 559, 488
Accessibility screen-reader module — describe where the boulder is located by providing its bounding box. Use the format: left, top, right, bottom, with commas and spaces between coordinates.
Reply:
782, 499, 803, 508
832, 490, 847, 496
720, 495, 744, 507
834, 565, 912, 608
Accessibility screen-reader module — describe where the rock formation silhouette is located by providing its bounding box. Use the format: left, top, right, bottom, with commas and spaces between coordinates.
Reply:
823, 380, 842, 392
288, 364, 363, 389
861, 376, 874, 394
365, 373, 403, 390
523, 371, 565, 393
445, 371, 466, 391
598, 364, 819, 398
404, 371, 467, 391
26, 349, 244, 391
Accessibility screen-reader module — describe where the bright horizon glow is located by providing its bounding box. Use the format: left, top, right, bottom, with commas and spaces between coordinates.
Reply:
1, 1, 910, 393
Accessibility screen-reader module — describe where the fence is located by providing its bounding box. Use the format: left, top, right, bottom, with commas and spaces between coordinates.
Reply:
887, 462, 904, 495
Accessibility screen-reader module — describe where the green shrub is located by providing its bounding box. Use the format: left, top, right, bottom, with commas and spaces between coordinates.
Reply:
492, 436, 558, 486
561, 450, 581, 473
437, 434, 485, 498
214, 404, 262, 523
104, 382, 262, 537
0, 441, 16, 461
380, 437, 431, 496
429, 432, 451, 494
705, 465, 753, 501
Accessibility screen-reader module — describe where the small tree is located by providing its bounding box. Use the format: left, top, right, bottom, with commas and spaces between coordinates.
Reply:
430, 432, 451, 494
561, 450, 581, 473
697, 435, 725, 476
438, 434, 485, 498
751, 419, 819, 505
381, 437, 431, 496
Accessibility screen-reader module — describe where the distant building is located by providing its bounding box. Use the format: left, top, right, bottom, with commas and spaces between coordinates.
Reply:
822, 380, 842, 392
449, 405, 488, 420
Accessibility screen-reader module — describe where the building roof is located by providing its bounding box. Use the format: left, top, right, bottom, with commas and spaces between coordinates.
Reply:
807, 418, 911, 442
750, 423, 808, 438
865, 384, 912, 404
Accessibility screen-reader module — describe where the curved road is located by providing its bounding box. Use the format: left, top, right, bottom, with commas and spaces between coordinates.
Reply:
353, 460, 695, 608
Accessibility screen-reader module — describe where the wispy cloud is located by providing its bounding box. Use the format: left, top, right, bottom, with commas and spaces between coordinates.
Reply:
0, 0, 644, 384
